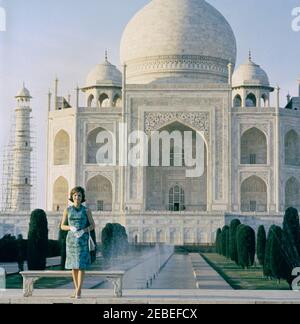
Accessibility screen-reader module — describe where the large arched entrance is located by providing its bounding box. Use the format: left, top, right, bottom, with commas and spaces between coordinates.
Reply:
146, 121, 208, 211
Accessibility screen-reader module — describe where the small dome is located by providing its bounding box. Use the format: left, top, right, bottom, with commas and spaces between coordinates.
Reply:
232, 58, 270, 88
16, 84, 31, 98
85, 59, 122, 88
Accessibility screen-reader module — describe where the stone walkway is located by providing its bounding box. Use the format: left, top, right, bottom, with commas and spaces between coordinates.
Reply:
1, 289, 300, 304
189, 254, 232, 290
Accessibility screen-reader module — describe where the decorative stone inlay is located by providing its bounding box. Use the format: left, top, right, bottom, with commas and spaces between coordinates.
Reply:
240, 172, 269, 185
126, 55, 229, 81
85, 171, 114, 184
240, 123, 269, 136
144, 112, 209, 140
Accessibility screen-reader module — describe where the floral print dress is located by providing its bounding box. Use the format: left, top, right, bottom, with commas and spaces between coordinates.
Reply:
65, 205, 91, 270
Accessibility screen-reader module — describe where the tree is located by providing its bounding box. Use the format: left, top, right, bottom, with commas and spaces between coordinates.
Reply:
27, 209, 49, 270
264, 227, 273, 279
221, 226, 230, 258
257, 225, 267, 266
236, 225, 256, 269
215, 229, 222, 254
229, 219, 241, 263
268, 225, 291, 284
283, 207, 300, 265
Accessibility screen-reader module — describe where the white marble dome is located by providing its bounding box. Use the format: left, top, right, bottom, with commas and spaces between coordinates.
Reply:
232, 58, 270, 88
120, 0, 237, 84
16, 85, 31, 98
85, 59, 122, 88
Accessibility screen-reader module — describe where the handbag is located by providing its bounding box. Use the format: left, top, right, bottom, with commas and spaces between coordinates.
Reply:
88, 230, 96, 252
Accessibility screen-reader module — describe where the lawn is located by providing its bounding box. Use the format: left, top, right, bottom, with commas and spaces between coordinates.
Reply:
202, 253, 290, 290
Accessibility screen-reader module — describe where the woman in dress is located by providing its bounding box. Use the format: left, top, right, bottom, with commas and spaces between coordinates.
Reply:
61, 187, 95, 299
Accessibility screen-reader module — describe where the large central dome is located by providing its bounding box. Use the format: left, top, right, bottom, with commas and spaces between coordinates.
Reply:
120, 0, 237, 84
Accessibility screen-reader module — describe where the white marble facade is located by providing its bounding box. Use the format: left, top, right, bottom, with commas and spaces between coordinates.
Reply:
4, 0, 300, 244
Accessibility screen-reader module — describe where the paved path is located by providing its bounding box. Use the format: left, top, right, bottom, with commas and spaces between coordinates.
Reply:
151, 254, 197, 289
189, 254, 232, 290
1, 289, 300, 304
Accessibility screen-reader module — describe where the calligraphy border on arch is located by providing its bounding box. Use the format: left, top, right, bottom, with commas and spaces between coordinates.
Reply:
144, 111, 210, 142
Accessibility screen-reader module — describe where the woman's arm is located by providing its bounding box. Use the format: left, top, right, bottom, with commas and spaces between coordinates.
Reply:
85, 208, 96, 233
60, 208, 71, 231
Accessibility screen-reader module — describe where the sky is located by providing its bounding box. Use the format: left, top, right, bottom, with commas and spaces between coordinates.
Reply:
0, 0, 299, 209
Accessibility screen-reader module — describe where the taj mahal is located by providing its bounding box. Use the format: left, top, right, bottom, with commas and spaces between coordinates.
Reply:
1, 0, 300, 245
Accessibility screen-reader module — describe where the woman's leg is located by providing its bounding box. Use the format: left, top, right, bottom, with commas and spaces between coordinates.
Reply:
72, 270, 79, 296
76, 271, 85, 297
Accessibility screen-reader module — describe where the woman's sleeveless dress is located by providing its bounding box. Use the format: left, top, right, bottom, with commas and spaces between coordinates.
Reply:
65, 205, 91, 270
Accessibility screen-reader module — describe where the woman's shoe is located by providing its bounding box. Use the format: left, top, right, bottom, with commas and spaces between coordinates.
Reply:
70, 291, 76, 299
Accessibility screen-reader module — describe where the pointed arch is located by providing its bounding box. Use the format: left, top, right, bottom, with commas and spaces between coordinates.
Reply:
112, 94, 122, 107
146, 121, 208, 211
285, 130, 300, 166
241, 128, 267, 164
87, 94, 95, 108
260, 94, 268, 107
53, 176, 69, 212
99, 93, 109, 107
86, 127, 114, 164
241, 176, 267, 212
246, 93, 257, 107
233, 94, 242, 107
54, 130, 70, 165
285, 177, 300, 210
86, 175, 112, 211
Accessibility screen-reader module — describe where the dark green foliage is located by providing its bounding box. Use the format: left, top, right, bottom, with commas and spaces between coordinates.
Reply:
17, 234, 25, 271
27, 209, 49, 270
282, 207, 300, 266
221, 226, 230, 258
59, 227, 68, 270
257, 225, 267, 266
264, 227, 273, 278
236, 225, 256, 269
0, 235, 18, 262
268, 225, 291, 283
229, 219, 241, 263
215, 228, 222, 254
101, 223, 129, 259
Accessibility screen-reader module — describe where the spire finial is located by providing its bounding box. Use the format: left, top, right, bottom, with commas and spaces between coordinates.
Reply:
105, 49, 108, 62
248, 49, 252, 62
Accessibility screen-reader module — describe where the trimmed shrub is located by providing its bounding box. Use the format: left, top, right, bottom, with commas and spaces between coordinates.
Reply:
27, 209, 49, 270
229, 219, 241, 263
283, 207, 300, 266
236, 225, 256, 269
268, 225, 291, 284
101, 223, 129, 259
215, 228, 222, 254
221, 226, 230, 258
257, 225, 267, 266
264, 227, 273, 278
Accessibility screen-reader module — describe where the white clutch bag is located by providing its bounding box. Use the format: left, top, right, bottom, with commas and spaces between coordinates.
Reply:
88, 231, 96, 252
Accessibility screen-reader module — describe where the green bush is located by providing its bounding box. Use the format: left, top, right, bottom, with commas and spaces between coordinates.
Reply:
221, 226, 230, 258
27, 209, 49, 270
264, 227, 273, 278
282, 207, 300, 266
268, 225, 291, 284
101, 223, 129, 259
236, 225, 256, 269
215, 228, 222, 254
257, 225, 267, 266
229, 219, 241, 263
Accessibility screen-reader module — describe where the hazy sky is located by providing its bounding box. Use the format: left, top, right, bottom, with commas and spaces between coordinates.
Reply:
0, 0, 299, 209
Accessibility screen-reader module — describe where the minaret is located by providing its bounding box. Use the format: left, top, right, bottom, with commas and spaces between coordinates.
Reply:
10, 84, 33, 211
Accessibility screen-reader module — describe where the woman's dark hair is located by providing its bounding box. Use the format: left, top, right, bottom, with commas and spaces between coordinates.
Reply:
69, 187, 86, 203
